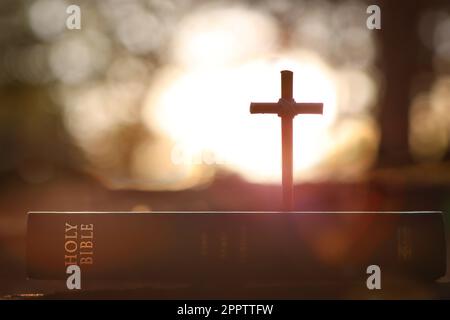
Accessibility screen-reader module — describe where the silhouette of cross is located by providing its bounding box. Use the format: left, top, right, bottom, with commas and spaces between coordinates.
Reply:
250, 70, 323, 211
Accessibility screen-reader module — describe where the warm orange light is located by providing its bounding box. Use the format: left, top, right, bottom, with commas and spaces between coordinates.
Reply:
143, 52, 337, 184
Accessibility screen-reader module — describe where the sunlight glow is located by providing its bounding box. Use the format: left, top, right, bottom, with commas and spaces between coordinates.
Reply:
143, 52, 337, 183
55, 3, 378, 189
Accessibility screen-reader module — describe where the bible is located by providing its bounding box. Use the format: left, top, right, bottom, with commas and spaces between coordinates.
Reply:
27, 211, 447, 284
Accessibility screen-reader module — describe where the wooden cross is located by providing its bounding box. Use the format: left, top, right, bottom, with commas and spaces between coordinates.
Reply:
250, 70, 323, 211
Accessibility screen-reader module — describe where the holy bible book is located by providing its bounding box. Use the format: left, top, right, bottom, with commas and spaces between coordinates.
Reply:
27, 211, 447, 283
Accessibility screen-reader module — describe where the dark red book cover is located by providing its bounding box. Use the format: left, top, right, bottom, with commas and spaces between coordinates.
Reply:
27, 211, 447, 283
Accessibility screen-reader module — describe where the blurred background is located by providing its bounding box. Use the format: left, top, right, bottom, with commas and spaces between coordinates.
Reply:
1, 0, 450, 296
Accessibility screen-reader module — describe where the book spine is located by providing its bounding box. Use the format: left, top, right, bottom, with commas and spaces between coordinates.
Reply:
27, 212, 447, 282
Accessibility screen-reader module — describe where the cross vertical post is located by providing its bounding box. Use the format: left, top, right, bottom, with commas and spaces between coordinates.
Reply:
280, 71, 294, 212
250, 70, 324, 211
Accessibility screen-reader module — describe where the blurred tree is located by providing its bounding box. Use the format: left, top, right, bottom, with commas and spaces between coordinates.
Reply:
375, 0, 450, 167
375, 0, 419, 167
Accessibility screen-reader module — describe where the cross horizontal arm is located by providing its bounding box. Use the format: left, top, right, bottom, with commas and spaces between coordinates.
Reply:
250, 103, 279, 114
250, 102, 323, 116
292, 103, 323, 115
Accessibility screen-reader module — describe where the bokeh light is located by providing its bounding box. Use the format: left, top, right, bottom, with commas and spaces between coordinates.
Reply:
5, 0, 383, 190
410, 9, 450, 164
144, 51, 338, 184
28, 0, 68, 41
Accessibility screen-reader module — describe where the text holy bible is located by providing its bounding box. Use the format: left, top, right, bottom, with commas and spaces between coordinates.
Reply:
27, 211, 447, 283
